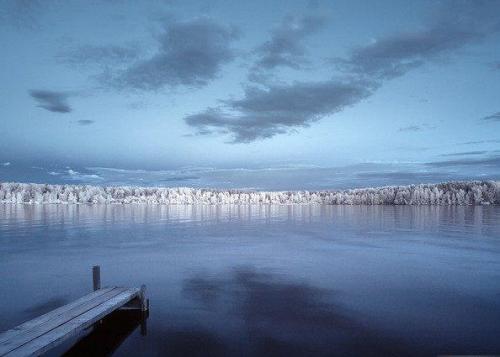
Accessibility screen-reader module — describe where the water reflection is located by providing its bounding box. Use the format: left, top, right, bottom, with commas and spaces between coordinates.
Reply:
1, 204, 499, 237
181, 267, 415, 357
0, 204, 499, 356
153, 329, 227, 357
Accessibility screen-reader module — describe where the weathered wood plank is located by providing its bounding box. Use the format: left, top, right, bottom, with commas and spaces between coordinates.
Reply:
0, 288, 115, 345
5, 289, 139, 357
0, 288, 129, 356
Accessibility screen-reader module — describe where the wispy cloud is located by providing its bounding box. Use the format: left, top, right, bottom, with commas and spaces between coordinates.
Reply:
480, 112, 500, 122
77, 120, 95, 126
58, 43, 141, 68
356, 171, 455, 183
108, 17, 239, 91
398, 124, 435, 132
249, 14, 327, 81
459, 139, 500, 145
63, 169, 102, 181
398, 125, 422, 132
1, 162, 11, 167
29, 90, 73, 113
427, 154, 500, 167
440, 151, 487, 157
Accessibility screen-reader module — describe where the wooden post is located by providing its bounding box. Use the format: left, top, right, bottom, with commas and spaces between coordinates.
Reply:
92, 266, 101, 291
139, 284, 147, 311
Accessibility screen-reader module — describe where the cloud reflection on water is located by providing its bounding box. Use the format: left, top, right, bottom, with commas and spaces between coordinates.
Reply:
180, 266, 415, 356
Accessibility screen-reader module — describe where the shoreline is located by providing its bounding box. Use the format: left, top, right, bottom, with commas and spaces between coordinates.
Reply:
1, 181, 499, 205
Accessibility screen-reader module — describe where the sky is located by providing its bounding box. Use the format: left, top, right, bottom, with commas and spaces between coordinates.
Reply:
0, 0, 500, 189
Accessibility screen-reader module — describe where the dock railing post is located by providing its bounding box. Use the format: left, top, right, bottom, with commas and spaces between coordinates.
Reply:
139, 284, 148, 312
92, 265, 101, 291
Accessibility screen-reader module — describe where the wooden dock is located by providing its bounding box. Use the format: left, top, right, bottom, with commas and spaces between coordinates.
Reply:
0, 266, 148, 357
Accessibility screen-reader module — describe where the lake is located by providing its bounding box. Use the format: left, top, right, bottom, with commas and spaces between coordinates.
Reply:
0, 204, 499, 356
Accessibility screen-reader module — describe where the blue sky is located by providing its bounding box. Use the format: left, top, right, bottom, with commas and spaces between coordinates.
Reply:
0, 0, 499, 189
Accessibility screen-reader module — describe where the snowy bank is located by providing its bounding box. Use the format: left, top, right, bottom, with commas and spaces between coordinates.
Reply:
0, 181, 499, 205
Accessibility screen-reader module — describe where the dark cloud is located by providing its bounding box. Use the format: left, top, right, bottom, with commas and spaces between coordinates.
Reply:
77, 120, 95, 126
334, 1, 500, 80
356, 171, 456, 183
334, 28, 479, 80
481, 112, 500, 122
398, 124, 435, 132
459, 139, 500, 145
110, 17, 239, 91
29, 90, 72, 113
395, 146, 430, 152
427, 154, 500, 167
58, 44, 141, 68
185, 79, 375, 143
160, 175, 200, 182
440, 151, 487, 157
186, 1, 499, 143
251, 14, 327, 72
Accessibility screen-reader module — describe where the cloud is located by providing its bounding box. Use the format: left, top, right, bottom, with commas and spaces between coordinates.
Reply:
1, 162, 10, 167
481, 112, 500, 122
160, 175, 200, 182
427, 154, 500, 167
398, 125, 422, 132
440, 151, 487, 157
77, 120, 95, 126
65, 168, 102, 181
58, 44, 141, 68
334, 1, 500, 80
185, 1, 500, 143
459, 139, 500, 145
251, 14, 327, 73
334, 28, 479, 80
29, 90, 72, 113
185, 79, 375, 143
356, 171, 455, 183
398, 123, 435, 132
110, 17, 239, 91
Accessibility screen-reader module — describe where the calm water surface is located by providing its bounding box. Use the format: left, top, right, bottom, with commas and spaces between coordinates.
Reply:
0, 204, 499, 356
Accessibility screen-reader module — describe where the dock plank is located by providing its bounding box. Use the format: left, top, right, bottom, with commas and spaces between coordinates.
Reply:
0, 287, 139, 357
0, 288, 115, 345
7, 289, 139, 357
0, 288, 126, 355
